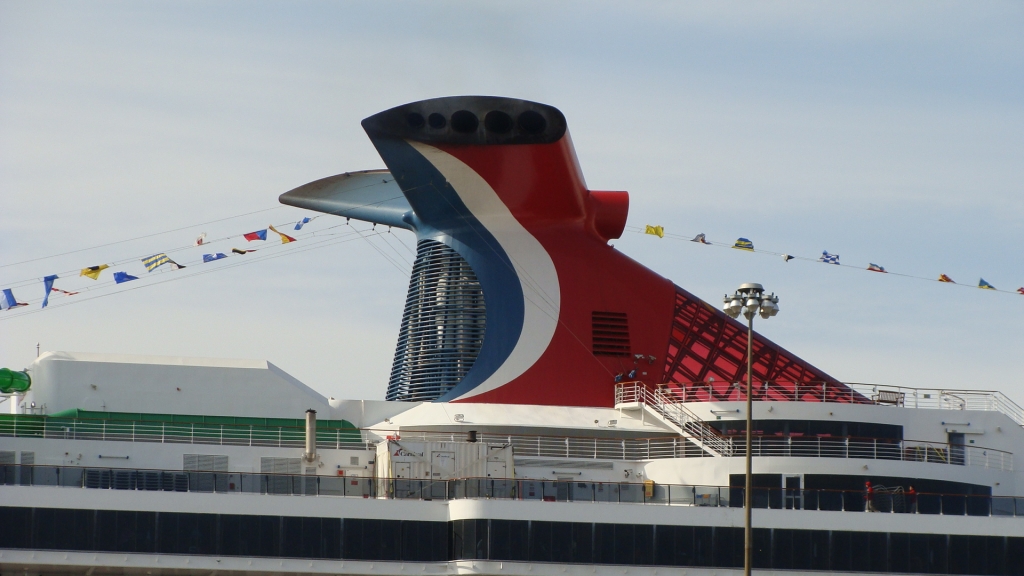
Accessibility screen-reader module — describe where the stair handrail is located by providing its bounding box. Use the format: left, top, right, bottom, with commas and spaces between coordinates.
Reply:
614, 382, 732, 456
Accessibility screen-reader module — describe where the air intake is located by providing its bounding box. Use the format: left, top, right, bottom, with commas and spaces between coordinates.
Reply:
386, 240, 486, 402
591, 311, 631, 357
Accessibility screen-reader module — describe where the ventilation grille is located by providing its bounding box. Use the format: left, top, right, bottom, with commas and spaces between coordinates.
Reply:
387, 240, 486, 402
514, 458, 614, 470
19, 452, 34, 465
0, 451, 14, 465
183, 454, 228, 472
591, 311, 631, 356
260, 457, 301, 475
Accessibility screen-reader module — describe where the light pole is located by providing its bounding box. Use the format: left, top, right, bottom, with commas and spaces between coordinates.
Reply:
723, 283, 779, 576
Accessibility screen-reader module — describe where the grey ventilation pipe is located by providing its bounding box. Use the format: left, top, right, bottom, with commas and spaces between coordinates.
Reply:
304, 409, 317, 462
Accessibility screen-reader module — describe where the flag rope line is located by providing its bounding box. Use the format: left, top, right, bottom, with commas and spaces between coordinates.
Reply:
0, 206, 289, 270
0, 226, 400, 321
2, 175, 409, 271
0, 216, 342, 290
1, 228, 366, 307
625, 225, 1023, 296
1, 191, 411, 289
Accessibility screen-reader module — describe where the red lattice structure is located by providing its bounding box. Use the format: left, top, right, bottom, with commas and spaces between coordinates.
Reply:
662, 287, 870, 404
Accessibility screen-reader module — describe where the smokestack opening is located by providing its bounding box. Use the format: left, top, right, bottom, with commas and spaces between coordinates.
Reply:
406, 113, 425, 129
451, 110, 479, 133
484, 111, 513, 134
517, 110, 546, 134
428, 113, 446, 129
304, 409, 317, 462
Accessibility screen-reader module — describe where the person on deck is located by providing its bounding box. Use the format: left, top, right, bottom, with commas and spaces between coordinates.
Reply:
865, 481, 875, 512
907, 485, 918, 513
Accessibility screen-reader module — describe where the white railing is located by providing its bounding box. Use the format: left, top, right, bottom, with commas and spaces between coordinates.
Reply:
615, 382, 733, 456
725, 435, 1012, 472
0, 418, 374, 450
846, 384, 1024, 426
393, 431, 711, 460
657, 380, 1024, 427
612, 382, 1012, 471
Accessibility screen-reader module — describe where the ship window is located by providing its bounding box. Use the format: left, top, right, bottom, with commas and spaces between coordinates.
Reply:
709, 419, 902, 441
830, 531, 852, 571
751, 528, 771, 568
614, 523, 636, 564
889, 532, 910, 573
401, 520, 434, 561
451, 518, 484, 560
7, 506, 1024, 573
591, 311, 631, 357
849, 531, 872, 571
529, 520, 551, 562
489, 519, 510, 560
694, 526, 714, 566
572, 522, 593, 563
713, 526, 742, 568
634, 524, 654, 565
593, 523, 614, 563
257, 515, 282, 557
772, 528, 794, 569
508, 519, 529, 561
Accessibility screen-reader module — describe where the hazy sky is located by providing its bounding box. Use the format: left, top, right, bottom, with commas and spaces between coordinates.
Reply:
1, 1, 1022, 405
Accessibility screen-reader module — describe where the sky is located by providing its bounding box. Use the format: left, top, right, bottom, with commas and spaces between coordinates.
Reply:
1, 1, 1022, 405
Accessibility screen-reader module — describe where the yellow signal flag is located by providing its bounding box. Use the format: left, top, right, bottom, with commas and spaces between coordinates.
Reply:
79, 264, 109, 280
644, 225, 665, 238
268, 224, 297, 244
937, 274, 955, 283
733, 238, 755, 251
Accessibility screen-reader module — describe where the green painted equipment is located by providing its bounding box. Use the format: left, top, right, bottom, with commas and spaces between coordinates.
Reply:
0, 368, 31, 393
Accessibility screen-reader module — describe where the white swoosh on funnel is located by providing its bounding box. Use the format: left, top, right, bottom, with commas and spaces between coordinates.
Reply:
408, 141, 561, 401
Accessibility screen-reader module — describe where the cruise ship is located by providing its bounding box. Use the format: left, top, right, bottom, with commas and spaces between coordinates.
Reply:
1, 96, 1022, 576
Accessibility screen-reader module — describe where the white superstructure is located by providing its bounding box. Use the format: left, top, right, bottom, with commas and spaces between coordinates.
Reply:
2, 351, 1022, 576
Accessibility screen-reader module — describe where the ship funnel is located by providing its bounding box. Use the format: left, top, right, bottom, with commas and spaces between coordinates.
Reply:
280, 96, 855, 407
304, 409, 317, 462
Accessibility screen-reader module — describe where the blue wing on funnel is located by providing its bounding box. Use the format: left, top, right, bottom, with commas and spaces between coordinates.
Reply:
278, 170, 414, 230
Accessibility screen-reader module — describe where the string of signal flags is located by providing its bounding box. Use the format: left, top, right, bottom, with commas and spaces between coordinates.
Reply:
638, 224, 1024, 297
0, 213, 415, 317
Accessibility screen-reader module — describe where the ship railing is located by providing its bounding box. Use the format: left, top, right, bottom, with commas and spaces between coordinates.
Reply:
644, 380, 1024, 427
722, 435, 1013, 472
614, 382, 733, 456
394, 431, 711, 460
0, 417, 375, 451
2, 416, 1010, 471
5, 464, 1024, 518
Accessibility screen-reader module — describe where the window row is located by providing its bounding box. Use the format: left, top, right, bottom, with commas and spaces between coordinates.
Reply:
454, 519, 1021, 575
1, 507, 1021, 575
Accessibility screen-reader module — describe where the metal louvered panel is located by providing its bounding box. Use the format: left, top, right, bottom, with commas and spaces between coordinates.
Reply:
592, 311, 631, 356
260, 457, 301, 475
183, 454, 228, 472
386, 240, 486, 402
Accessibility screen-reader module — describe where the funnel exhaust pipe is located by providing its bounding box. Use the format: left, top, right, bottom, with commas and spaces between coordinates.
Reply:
304, 409, 317, 462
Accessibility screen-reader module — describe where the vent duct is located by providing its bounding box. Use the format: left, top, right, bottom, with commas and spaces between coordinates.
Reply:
386, 240, 486, 402
591, 311, 631, 357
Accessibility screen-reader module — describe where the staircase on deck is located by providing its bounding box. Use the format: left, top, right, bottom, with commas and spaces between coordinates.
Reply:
614, 382, 732, 457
